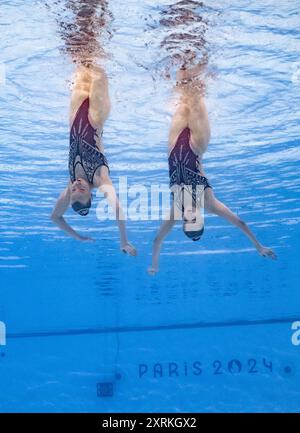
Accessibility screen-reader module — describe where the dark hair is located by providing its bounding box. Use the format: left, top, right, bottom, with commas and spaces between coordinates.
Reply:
183, 225, 204, 242
71, 199, 92, 216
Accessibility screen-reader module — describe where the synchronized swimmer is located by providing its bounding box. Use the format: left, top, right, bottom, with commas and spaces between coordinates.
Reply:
50, 0, 276, 272
148, 64, 276, 275
51, 65, 137, 256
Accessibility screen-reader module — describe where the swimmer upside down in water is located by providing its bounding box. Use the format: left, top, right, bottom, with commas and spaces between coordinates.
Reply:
51, 65, 137, 256
148, 64, 276, 275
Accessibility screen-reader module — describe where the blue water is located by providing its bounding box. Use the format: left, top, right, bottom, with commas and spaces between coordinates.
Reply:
0, 0, 300, 412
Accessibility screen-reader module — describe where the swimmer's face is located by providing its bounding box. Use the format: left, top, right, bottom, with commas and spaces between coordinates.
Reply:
182, 206, 204, 241
70, 179, 92, 216
183, 205, 199, 220
183, 206, 202, 228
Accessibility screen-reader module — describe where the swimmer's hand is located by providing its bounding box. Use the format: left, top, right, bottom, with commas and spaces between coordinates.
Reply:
121, 242, 137, 256
257, 245, 277, 260
148, 266, 159, 276
78, 235, 95, 243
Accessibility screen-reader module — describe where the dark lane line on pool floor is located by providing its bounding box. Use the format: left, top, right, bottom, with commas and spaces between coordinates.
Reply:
6, 315, 300, 340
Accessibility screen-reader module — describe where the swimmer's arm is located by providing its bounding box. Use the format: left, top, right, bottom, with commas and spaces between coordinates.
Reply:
97, 178, 137, 256
148, 211, 177, 275
51, 187, 92, 242
205, 191, 277, 259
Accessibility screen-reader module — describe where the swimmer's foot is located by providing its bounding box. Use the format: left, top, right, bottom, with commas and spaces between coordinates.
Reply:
88, 63, 106, 78
176, 54, 208, 89
177, 53, 207, 77
121, 242, 137, 256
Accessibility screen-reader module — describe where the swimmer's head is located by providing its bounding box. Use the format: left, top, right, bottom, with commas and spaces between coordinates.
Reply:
70, 178, 92, 216
182, 205, 204, 241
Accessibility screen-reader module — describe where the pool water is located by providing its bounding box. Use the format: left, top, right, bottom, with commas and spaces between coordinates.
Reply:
0, 0, 300, 412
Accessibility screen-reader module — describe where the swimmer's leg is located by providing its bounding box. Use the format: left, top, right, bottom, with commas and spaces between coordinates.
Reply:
176, 62, 211, 151
168, 84, 210, 151
187, 94, 210, 151
69, 65, 92, 125
168, 58, 210, 150
88, 65, 111, 129
168, 102, 190, 149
